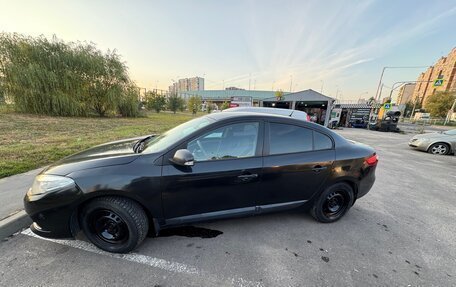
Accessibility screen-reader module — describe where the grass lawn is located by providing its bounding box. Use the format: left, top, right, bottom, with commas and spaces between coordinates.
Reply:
0, 111, 195, 178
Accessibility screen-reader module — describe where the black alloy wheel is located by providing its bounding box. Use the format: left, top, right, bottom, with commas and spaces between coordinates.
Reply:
89, 209, 129, 244
80, 196, 149, 253
311, 183, 354, 223
322, 192, 348, 219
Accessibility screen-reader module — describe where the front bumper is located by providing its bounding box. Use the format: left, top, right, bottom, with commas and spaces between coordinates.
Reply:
24, 185, 83, 239
408, 140, 428, 151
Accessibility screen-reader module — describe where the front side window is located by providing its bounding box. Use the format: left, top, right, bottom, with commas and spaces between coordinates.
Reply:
269, 123, 313, 155
187, 122, 259, 161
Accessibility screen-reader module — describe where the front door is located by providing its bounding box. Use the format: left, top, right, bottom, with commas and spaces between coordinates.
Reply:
161, 121, 263, 223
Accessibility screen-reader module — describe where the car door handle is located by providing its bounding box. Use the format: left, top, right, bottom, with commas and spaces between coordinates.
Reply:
312, 165, 328, 173
237, 174, 258, 181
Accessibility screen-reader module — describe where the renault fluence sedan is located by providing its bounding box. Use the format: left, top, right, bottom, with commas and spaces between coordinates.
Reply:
25, 112, 378, 253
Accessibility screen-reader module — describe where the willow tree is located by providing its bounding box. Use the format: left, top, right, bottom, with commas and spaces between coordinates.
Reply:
0, 33, 138, 116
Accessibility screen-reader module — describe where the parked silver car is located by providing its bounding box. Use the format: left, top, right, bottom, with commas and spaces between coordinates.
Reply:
409, 129, 456, 155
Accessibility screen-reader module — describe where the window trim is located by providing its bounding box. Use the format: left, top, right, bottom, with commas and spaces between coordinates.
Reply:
264, 121, 335, 156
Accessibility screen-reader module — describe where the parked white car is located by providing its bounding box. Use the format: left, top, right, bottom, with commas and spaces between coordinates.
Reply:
223, 107, 309, 121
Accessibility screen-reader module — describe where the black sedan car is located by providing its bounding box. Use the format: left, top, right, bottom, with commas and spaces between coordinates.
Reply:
24, 111, 378, 253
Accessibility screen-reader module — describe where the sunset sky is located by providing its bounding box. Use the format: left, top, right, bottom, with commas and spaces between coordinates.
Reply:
1, 0, 455, 100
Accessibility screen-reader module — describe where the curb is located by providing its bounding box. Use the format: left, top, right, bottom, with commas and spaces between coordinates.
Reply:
0, 210, 32, 239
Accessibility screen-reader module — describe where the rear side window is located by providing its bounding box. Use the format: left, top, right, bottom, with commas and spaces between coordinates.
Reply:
269, 123, 313, 155
313, 131, 333, 150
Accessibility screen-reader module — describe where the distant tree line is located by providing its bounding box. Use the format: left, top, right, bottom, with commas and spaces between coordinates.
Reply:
0, 33, 139, 117
146, 93, 205, 115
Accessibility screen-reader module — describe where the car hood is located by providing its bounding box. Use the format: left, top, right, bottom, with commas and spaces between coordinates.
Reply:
42, 136, 150, 176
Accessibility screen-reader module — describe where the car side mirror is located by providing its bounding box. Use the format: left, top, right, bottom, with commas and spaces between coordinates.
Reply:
170, 149, 194, 166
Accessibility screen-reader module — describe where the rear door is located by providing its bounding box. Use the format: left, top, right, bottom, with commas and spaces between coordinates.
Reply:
257, 121, 335, 206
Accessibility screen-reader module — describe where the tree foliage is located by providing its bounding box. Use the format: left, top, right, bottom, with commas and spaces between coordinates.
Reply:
0, 32, 139, 116
425, 91, 456, 118
146, 91, 166, 113
275, 90, 284, 101
221, 101, 230, 110
188, 96, 202, 115
167, 93, 184, 114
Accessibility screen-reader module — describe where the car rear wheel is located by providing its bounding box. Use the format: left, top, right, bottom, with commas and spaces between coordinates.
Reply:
428, 143, 450, 155
310, 183, 354, 223
80, 196, 148, 253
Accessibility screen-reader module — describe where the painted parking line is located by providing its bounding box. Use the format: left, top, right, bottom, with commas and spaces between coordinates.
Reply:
21, 228, 264, 287
21, 228, 199, 274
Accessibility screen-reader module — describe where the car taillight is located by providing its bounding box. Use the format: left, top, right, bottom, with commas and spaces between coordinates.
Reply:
365, 154, 378, 166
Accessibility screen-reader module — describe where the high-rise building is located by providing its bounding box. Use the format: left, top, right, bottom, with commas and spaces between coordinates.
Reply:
169, 77, 205, 94
188, 77, 204, 91
411, 47, 456, 108
396, 83, 416, 105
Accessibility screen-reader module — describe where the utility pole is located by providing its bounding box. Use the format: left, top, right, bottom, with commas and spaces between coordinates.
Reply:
289, 75, 293, 92
320, 80, 324, 94
444, 98, 456, 125
375, 67, 386, 101
248, 73, 251, 90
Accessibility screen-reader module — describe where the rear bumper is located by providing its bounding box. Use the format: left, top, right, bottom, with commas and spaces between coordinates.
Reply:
357, 165, 376, 199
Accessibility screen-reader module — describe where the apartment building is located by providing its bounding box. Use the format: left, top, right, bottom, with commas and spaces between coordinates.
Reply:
168, 77, 205, 94
396, 83, 416, 105
412, 47, 456, 108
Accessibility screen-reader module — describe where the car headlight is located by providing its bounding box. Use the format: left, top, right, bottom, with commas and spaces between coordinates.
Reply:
27, 175, 75, 199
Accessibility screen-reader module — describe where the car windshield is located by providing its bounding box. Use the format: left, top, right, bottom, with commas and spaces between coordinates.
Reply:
443, 129, 456, 135
142, 116, 214, 153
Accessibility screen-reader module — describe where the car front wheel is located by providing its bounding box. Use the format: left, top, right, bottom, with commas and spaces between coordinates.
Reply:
310, 183, 354, 223
428, 143, 450, 155
80, 196, 149, 253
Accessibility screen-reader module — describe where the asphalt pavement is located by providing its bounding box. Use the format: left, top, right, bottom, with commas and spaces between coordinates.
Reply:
1, 128, 455, 286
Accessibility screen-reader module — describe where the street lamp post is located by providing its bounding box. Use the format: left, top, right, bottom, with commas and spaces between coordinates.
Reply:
374, 66, 430, 101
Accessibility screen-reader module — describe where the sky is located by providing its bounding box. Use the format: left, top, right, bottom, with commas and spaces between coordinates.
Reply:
1, 0, 455, 101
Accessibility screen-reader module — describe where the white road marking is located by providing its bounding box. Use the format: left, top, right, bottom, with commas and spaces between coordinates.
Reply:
21, 228, 264, 287
21, 228, 198, 274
